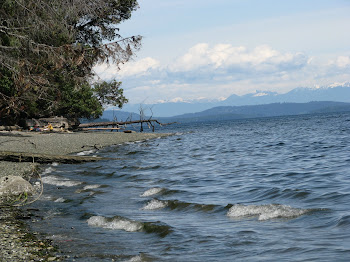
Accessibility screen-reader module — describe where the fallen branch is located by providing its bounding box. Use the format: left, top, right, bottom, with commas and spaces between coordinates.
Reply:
80, 127, 121, 131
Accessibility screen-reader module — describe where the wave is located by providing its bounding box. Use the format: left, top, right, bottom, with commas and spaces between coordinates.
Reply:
335, 214, 350, 228
76, 149, 95, 156
54, 197, 66, 203
83, 184, 101, 190
141, 198, 222, 213
88, 215, 142, 232
75, 184, 103, 194
87, 215, 172, 237
124, 253, 155, 262
167, 200, 221, 212
42, 175, 82, 187
227, 203, 313, 221
141, 187, 164, 197
142, 199, 168, 210
41, 166, 55, 176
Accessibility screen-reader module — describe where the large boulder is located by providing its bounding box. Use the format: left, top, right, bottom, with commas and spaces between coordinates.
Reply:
0, 176, 34, 199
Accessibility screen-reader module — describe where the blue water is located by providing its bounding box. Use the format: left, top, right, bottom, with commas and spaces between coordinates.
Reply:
29, 112, 350, 261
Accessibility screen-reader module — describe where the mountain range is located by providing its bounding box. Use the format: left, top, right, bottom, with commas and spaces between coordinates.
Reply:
120, 83, 350, 117
100, 100, 350, 124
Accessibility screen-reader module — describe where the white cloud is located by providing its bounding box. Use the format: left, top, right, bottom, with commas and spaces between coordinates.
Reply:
169, 43, 307, 73
118, 57, 160, 77
93, 57, 160, 80
334, 56, 350, 68
95, 43, 350, 104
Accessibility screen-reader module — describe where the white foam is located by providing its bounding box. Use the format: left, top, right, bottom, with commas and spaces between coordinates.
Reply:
40, 195, 55, 201
33, 181, 42, 191
142, 199, 168, 210
87, 216, 142, 232
141, 187, 163, 197
51, 162, 59, 167
41, 167, 55, 176
54, 197, 65, 203
42, 175, 82, 187
75, 184, 101, 193
83, 184, 101, 190
227, 204, 309, 221
125, 255, 143, 262
76, 150, 95, 156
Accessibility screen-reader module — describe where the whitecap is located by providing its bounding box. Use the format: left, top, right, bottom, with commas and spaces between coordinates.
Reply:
42, 175, 82, 187
33, 181, 42, 191
87, 216, 143, 232
141, 187, 163, 197
40, 195, 55, 201
125, 255, 143, 262
142, 199, 168, 210
83, 184, 101, 190
76, 184, 101, 193
76, 150, 95, 156
41, 166, 55, 176
54, 197, 65, 203
227, 204, 309, 221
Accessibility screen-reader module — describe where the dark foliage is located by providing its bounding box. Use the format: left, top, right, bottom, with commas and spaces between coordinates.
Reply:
0, 0, 141, 124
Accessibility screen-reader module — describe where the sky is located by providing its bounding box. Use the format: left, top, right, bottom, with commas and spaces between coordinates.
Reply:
93, 0, 350, 105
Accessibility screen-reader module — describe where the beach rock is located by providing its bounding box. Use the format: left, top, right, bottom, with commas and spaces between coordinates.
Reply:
0, 175, 34, 198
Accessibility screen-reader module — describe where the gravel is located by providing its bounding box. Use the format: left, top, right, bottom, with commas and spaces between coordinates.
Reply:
0, 131, 170, 156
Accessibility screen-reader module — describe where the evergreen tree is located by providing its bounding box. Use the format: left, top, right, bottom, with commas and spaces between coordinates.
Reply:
0, 0, 141, 124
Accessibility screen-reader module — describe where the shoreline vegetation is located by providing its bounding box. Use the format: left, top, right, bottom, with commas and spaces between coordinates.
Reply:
0, 130, 171, 261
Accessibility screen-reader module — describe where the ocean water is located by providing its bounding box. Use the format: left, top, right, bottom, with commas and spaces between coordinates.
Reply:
28, 112, 350, 261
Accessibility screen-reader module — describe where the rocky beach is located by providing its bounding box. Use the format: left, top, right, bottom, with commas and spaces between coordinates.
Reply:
0, 130, 170, 261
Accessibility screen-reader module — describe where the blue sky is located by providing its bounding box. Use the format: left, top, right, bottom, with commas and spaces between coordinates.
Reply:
94, 0, 350, 104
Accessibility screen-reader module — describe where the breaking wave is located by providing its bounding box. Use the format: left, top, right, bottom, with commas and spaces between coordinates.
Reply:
227, 204, 314, 221
87, 215, 172, 237
42, 175, 82, 187
76, 150, 95, 156
141, 187, 164, 197
141, 198, 222, 213
142, 199, 168, 210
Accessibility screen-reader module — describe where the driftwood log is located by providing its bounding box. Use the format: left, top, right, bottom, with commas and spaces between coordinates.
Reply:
21, 117, 80, 130
79, 120, 165, 128
79, 120, 176, 132
0, 126, 21, 131
0, 151, 108, 164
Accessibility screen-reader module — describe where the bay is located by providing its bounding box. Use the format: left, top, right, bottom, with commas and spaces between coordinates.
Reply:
28, 112, 350, 261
